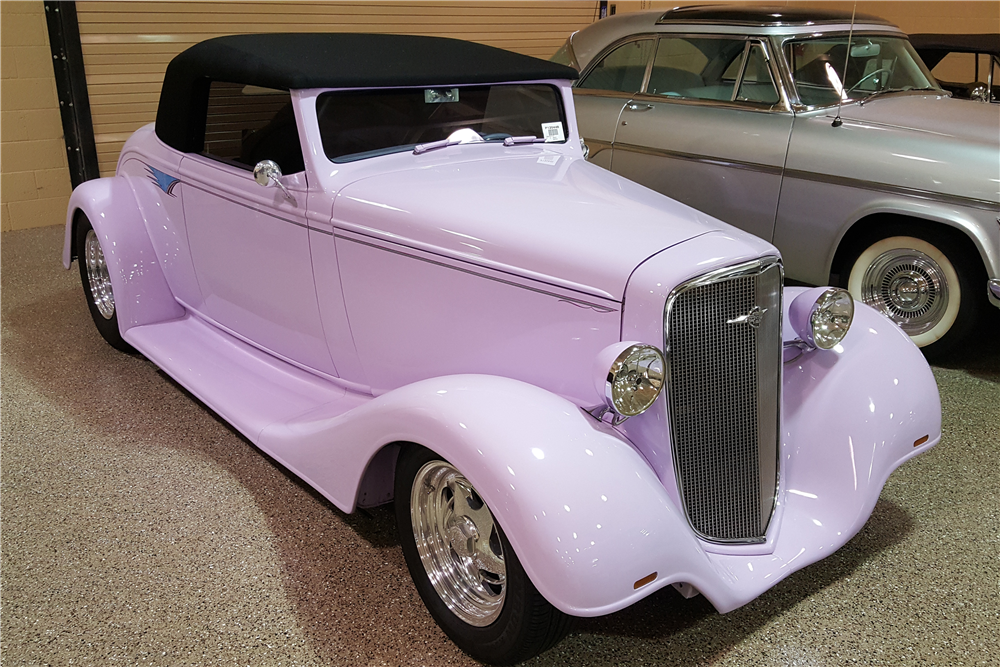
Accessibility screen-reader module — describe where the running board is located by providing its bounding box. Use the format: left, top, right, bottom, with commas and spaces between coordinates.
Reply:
124, 315, 368, 446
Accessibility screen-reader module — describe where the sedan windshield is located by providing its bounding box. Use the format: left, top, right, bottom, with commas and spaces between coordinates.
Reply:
785, 35, 939, 107
317, 84, 568, 162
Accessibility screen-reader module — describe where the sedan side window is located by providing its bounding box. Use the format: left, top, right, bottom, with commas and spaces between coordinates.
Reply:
578, 39, 654, 93
646, 36, 747, 101
736, 44, 780, 105
202, 81, 305, 174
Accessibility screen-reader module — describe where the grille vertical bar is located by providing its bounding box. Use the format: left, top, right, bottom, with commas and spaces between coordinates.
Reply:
665, 259, 781, 543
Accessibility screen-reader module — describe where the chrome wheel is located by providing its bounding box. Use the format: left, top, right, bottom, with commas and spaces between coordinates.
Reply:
84, 229, 115, 320
410, 460, 506, 627
848, 235, 962, 347
861, 248, 948, 334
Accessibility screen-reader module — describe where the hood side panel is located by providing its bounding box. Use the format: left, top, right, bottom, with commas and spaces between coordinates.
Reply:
333, 153, 730, 301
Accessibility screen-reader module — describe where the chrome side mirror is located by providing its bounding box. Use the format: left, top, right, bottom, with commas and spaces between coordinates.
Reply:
970, 83, 989, 103
253, 159, 296, 205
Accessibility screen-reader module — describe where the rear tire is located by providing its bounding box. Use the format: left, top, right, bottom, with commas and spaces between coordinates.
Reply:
76, 214, 134, 353
395, 445, 571, 665
840, 226, 982, 358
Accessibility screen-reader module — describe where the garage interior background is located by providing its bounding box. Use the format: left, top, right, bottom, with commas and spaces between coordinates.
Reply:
1, 0, 998, 233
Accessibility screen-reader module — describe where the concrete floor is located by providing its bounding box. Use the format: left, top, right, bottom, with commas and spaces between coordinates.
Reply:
2, 224, 998, 667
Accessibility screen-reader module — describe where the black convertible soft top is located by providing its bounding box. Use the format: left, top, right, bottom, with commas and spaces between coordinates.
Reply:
909, 33, 1000, 69
155, 33, 578, 153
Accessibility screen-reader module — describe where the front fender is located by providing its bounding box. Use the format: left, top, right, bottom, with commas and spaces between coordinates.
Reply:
64, 177, 184, 332
779, 287, 941, 530
258, 374, 722, 618
700, 288, 945, 606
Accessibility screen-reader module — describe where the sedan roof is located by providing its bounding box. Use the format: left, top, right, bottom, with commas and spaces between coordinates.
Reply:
155, 33, 577, 153
655, 5, 892, 27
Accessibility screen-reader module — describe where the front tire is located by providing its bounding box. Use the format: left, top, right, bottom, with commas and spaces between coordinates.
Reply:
841, 229, 982, 357
394, 445, 570, 665
75, 214, 134, 352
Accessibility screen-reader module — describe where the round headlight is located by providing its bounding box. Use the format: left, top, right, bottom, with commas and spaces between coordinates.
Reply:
606, 344, 665, 417
810, 288, 854, 349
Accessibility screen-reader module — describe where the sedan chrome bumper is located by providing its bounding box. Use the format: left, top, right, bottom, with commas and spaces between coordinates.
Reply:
989, 279, 1000, 308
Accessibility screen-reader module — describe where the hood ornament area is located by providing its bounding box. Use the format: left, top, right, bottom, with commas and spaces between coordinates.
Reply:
727, 305, 767, 329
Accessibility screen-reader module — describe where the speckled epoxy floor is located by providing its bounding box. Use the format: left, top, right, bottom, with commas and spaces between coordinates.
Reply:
2, 225, 998, 666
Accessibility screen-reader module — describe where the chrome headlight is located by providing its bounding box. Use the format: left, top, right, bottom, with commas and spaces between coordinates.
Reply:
790, 287, 854, 350
602, 344, 665, 417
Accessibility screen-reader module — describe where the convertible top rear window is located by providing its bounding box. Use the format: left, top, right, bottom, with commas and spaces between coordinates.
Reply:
317, 84, 567, 162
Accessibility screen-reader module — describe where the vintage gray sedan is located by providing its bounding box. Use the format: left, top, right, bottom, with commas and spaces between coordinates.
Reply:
557, 5, 1000, 355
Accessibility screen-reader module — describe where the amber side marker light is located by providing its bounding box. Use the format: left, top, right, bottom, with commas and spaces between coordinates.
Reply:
634, 572, 657, 589
914, 435, 930, 447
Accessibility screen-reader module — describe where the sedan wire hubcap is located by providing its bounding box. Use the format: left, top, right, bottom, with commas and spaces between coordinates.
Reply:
861, 248, 948, 336
84, 229, 116, 320
411, 460, 506, 626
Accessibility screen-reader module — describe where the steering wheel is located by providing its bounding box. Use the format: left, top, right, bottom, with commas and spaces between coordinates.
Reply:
847, 66, 894, 94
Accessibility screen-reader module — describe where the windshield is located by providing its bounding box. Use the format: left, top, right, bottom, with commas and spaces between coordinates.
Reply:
317, 84, 568, 162
784, 35, 939, 106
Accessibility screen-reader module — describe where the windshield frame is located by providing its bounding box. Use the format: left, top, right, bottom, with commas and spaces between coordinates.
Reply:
774, 30, 943, 110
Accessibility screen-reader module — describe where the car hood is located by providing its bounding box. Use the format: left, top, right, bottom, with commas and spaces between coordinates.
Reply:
839, 92, 1000, 145
792, 93, 1000, 204
332, 152, 749, 301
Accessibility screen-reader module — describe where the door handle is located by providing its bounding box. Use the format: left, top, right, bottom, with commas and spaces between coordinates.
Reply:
626, 103, 655, 112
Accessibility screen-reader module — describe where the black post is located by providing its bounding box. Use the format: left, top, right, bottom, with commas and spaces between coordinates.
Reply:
44, 1, 99, 187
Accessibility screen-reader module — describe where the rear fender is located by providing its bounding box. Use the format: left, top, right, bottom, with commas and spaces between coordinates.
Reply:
258, 374, 722, 618
64, 177, 184, 332
828, 198, 1000, 280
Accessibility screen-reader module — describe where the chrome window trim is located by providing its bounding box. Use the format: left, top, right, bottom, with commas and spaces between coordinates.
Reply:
730, 41, 753, 102
578, 31, 794, 111
774, 30, 943, 108
576, 34, 659, 95
663, 256, 783, 545
631, 34, 791, 112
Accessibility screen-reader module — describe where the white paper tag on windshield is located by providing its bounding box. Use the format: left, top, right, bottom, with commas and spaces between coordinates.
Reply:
541, 122, 565, 143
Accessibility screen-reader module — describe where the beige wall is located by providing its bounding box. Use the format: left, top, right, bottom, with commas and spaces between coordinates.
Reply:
1, 0, 73, 232
1, 1, 996, 232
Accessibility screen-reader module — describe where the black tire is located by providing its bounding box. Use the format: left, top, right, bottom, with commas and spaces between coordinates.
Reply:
838, 223, 984, 359
395, 445, 571, 665
75, 214, 135, 353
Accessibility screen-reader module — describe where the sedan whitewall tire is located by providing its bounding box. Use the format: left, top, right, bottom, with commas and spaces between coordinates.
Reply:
847, 235, 962, 348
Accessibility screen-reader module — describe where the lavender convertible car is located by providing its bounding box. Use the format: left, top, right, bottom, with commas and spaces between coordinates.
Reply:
64, 34, 940, 664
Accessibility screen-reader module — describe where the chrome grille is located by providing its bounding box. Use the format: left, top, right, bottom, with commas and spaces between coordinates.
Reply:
665, 258, 781, 543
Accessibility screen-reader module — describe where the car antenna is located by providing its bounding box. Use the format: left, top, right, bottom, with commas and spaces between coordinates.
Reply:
832, 1, 858, 127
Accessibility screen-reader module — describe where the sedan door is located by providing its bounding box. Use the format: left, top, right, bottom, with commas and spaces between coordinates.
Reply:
573, 37, 655, 169
597, 35, 794, 243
